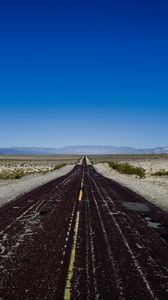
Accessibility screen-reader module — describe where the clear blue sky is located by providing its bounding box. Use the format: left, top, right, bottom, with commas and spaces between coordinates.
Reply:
0, 0, 168, 148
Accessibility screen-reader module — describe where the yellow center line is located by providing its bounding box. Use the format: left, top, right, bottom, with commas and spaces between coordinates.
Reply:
78, 189, 83, 202
64, 211, 80, 300
64, 182, 84, 299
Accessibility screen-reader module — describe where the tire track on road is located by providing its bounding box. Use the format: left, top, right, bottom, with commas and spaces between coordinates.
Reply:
90, 172, 156, 299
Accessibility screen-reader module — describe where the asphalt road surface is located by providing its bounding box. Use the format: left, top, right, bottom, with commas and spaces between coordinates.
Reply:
1, 158, 168, 300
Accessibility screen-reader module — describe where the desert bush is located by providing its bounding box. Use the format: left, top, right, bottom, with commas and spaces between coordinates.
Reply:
0, 170, 25, 180
108, 161, 146, 178
53, 163, 66, 170
151, 170, 168, 176
41, 163, 66, 174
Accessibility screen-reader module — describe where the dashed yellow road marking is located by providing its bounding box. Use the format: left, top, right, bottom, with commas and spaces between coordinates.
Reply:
64, 179, 84, 299
64, 211, 80, 300
78, 190, 83, 202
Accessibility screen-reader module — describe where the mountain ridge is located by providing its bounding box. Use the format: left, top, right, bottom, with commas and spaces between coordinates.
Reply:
0, 146, 168, 155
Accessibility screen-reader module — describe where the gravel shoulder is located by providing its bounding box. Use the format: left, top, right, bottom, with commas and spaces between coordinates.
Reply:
94, 163, 168, 212
0, 165, 74, 208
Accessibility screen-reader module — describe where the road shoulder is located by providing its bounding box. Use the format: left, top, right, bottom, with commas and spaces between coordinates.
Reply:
0, 165, 74, 208
94, 163, 168, 212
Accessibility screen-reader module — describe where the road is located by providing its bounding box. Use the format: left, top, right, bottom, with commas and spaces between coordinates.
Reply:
0, 158, 168, 299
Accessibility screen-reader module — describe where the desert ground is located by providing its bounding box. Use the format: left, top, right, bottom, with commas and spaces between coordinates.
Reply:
0, 155, 81, 174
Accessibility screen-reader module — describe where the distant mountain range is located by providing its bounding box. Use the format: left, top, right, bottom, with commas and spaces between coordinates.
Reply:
0, 146, 168, 155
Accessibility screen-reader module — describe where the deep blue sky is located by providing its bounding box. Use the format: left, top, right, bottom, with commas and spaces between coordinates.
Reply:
0, 0, 168, 148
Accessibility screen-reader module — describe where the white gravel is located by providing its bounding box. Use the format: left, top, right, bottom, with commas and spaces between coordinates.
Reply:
86, 156, 92, 165
0, 165, 74, 208
94, 163, 168, 212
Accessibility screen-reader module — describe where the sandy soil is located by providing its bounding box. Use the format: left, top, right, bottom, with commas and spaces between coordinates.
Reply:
0, 165, 74, 208
95, 162, 168, 212
86, 156, 92, 165
78, 156, 84, 165
123, 158, 168, 174
0, 158, 76, 174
